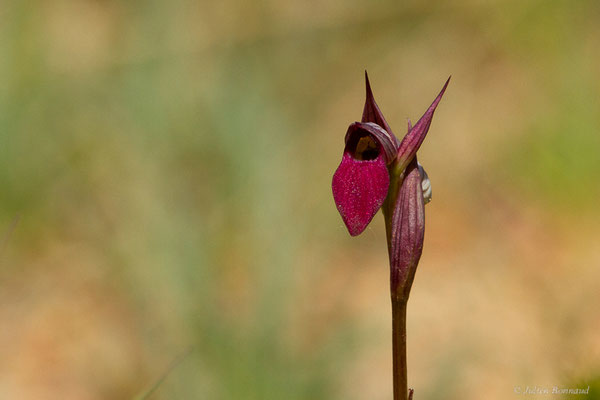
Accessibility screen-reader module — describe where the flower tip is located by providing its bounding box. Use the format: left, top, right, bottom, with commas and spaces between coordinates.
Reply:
430, 76, 451, 110
364, 70, 373, 98
347, 225, 363, 237
443, 75, 451, 90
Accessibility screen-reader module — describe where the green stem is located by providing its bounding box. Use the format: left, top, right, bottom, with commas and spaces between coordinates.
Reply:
391, 297, 408, 400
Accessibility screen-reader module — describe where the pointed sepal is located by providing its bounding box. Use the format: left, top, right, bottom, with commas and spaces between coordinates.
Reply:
396, 77, 450, 170
362, 71, 399, 150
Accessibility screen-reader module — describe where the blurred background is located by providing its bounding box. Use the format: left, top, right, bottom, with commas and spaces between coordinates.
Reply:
1, 0, 599, 399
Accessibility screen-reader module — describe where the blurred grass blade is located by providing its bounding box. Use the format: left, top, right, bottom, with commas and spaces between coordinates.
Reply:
133, 347, 194, 400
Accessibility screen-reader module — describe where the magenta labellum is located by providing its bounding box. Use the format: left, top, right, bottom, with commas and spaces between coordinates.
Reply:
332, 122, 394, 236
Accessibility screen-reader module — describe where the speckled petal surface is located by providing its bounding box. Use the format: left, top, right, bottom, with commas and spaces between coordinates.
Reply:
332, 152, 390, 236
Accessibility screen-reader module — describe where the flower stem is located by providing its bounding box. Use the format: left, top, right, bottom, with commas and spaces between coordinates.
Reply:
391, 296, 408, 400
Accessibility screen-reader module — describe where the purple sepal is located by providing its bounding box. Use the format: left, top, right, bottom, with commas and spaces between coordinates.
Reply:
362, 71, 399, 150
389, 157, 425, 298
396, 77, 450, 168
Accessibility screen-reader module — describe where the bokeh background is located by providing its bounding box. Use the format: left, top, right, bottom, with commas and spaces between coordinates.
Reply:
1, 1, 599, 399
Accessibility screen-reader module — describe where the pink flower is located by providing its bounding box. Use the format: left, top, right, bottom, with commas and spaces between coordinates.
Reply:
332, 72, 449, 293
331, 72, 450, 399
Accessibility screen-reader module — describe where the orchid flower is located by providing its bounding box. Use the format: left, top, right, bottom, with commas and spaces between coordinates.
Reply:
332, 72, 449, 400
